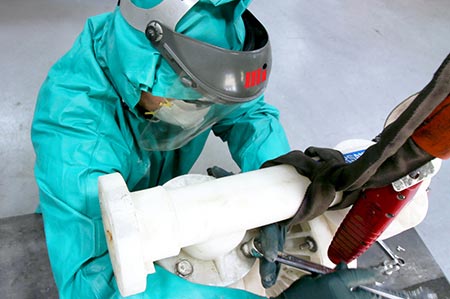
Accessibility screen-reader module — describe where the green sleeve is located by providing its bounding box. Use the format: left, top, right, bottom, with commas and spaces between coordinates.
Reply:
31, 25, 266, 299
213, 96, 291, 172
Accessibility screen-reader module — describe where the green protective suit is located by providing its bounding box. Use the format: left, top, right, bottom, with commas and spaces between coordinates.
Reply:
31, 0, 290, 298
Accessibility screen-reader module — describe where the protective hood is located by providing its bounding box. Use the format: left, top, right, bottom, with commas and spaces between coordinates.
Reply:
96, 0, 253, 113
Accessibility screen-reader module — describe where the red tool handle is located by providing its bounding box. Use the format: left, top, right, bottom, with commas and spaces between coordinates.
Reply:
328, 95, 448, 264
327, 182, 422, 264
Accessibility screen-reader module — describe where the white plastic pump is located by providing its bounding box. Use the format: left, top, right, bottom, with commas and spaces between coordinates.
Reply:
98, 139, 435, 297
98, 164, 312, 296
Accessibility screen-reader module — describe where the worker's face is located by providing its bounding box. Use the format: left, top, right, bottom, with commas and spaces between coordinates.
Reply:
136, 90, 242, 151
138, 91, 166, 112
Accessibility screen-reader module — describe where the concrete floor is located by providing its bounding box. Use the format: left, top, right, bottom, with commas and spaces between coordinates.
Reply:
1, 0, 449, 281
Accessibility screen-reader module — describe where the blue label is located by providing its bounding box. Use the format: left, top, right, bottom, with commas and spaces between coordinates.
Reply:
343, 150, 365, 164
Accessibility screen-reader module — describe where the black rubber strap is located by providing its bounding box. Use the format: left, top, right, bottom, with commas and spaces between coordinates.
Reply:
261, 53, 450, 224
332, 53, 450, 192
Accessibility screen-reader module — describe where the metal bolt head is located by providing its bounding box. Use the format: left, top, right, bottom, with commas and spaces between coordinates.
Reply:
408, 170, 421, 180
396, 246, 406, 252
145, 21, 163, 43
397, 193, 406, 200
175, 259, 193, 277
299, 236, 318, 252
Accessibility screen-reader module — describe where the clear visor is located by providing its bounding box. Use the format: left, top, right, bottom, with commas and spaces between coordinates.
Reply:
138, 95, 242, 151
120, 0, 269, 150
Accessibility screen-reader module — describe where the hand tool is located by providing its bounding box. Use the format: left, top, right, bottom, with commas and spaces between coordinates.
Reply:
241, 238, 437, 299
377, 240, 406, 267
327, 179, 423, 264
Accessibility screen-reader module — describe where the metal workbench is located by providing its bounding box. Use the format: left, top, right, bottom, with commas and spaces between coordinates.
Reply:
1, 214, 449, 298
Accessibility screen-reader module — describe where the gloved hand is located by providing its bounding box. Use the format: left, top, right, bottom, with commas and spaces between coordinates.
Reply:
258, 223, 286, 288
260, 54, 450, 228
207, 165, 235, 178
261, 138, 435, 228
271, 264, 378, 299
261, 147, 346, 226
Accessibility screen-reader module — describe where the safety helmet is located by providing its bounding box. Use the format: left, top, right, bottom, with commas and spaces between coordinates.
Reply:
120, 0, 272, 104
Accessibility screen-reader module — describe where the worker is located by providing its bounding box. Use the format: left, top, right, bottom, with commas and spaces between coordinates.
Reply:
31, 0, 378, 298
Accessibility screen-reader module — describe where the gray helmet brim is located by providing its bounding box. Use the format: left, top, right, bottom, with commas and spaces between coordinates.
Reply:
145, 10, 271, 103
120, 0, 272, 104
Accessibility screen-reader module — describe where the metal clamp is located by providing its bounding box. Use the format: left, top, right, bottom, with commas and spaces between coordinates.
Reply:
392, 161, 436, 192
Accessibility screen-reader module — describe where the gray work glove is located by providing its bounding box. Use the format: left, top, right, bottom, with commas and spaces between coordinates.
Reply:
261, 148, 346, 226
261, 54, 450, 228
271, 264, 378, 299
258, 223, 286, 288
262, 137, 434, 228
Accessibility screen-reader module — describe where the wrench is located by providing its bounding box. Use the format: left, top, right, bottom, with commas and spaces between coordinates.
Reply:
241, 238, 437, 299
377, 240, 406, 271
274, 252, 411, 299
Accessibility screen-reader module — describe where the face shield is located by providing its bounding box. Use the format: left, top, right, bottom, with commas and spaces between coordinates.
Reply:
120, 0, 272, 150
139, 97, 243, 150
